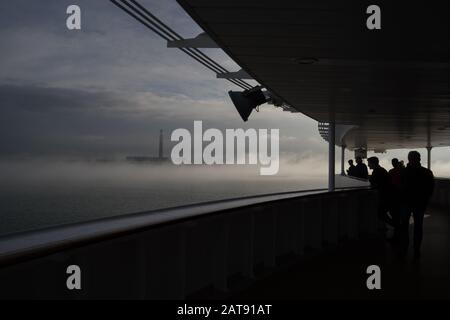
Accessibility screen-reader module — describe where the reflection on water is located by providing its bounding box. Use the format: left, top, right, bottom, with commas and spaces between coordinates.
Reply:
0, 160, 326, 235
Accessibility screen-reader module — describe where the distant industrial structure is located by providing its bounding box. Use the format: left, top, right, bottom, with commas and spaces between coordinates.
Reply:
126, 130, 169, 163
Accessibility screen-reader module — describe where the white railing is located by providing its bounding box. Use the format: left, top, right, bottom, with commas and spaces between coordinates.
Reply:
0, 188, 378, 299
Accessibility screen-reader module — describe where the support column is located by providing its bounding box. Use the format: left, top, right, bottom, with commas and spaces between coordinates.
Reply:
427, 146, 432, 170
341, 145, 346, 175
328, 122, 335, 192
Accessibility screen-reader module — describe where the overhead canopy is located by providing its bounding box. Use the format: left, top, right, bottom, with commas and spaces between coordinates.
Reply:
177, 0, 450, 151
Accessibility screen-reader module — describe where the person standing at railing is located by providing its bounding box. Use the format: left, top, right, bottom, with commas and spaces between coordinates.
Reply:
354, 156, 369, 180
388, 158, 404, 242
399, 151, 434, 259
347, 159, 357, 177
368, 157, 392, 228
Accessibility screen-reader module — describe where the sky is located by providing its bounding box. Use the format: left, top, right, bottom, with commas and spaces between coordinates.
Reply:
1, 0, 449, 178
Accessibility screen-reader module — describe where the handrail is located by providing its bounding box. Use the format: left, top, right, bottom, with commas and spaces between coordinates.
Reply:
0, 186, 371, 268
340, 174, 370, 182
435, 177, 450, 181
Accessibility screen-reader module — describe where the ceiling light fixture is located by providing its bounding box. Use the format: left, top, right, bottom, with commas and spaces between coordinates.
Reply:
291, 57, 319, 65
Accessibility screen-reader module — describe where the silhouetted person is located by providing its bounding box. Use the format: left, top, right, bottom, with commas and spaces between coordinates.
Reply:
399, 151, 434, 258
389, 158, 403, 188
368, 157, 392, 226
388, 158, 404, 240
353, 156, 369, 179
347, 159, 356, 177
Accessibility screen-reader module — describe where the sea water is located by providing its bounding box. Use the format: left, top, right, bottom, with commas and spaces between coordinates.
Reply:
0, 160, 327, 236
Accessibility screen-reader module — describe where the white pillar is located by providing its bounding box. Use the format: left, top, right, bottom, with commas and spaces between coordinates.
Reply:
341, 145, 345, 175
328, 122, 335, 192
427, 146, 432, 170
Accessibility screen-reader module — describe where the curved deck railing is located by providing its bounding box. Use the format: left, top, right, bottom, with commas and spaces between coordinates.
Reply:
0, 186, 371, 267
0, 186, 379, 299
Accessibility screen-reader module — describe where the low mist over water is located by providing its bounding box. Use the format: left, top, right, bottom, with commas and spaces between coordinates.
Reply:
0, 159, 327, 235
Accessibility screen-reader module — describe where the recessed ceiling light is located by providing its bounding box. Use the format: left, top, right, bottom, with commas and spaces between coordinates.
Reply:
291, 57, 318, 65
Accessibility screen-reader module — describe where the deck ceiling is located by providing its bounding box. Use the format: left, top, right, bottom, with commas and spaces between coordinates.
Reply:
177, 0, 450, 150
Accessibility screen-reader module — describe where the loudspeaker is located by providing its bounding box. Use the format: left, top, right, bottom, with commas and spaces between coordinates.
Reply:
228, 88, 267, 122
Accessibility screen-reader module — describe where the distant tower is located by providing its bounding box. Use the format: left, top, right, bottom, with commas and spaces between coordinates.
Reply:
158, 129, 163, 159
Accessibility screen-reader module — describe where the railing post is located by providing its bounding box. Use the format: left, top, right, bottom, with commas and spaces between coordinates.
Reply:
294, 200, 305, 255
328, 196, 339, 245
136, 237, 148, 299
212, 217, 229, 292
310, 199, 323, 249
177, 227, 187, 299
264, 205, 277, 268
348, 195, 358, 239
328, 121, 336, 191
243, 212, 255, 279
427, 146, 432, 170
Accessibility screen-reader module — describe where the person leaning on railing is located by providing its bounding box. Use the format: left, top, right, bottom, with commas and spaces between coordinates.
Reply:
354, 156, 369, 180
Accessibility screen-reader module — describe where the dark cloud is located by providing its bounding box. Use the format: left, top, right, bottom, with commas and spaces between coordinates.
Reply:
0, 1, 334, 171
0, 82, 327, 159
0, 84, 118, 113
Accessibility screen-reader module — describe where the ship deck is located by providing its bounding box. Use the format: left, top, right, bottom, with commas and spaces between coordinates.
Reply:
232, 206, 450, 299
